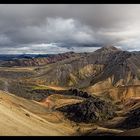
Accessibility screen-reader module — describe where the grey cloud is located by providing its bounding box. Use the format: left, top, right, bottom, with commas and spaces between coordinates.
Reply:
0, 4, 139, 53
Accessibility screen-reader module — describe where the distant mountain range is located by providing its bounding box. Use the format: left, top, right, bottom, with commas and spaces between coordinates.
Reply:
0, 54, 51, 61
0, 51, 80, 66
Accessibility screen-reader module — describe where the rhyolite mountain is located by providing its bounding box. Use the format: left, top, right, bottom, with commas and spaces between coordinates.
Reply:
29, 46, 140, 89
1, 45, 140, 101
19, 45, 138, 102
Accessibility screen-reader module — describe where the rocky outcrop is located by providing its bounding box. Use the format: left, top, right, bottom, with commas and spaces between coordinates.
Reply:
57, 96, 116, 123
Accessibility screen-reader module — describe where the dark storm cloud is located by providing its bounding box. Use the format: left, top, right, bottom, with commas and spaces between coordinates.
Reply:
0, 4, 140, 53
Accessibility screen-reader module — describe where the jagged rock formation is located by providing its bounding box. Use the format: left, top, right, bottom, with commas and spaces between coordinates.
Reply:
57, 96, 116, 123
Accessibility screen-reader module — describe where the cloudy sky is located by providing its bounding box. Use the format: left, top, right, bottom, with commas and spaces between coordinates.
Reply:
0, 4, 140, 54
